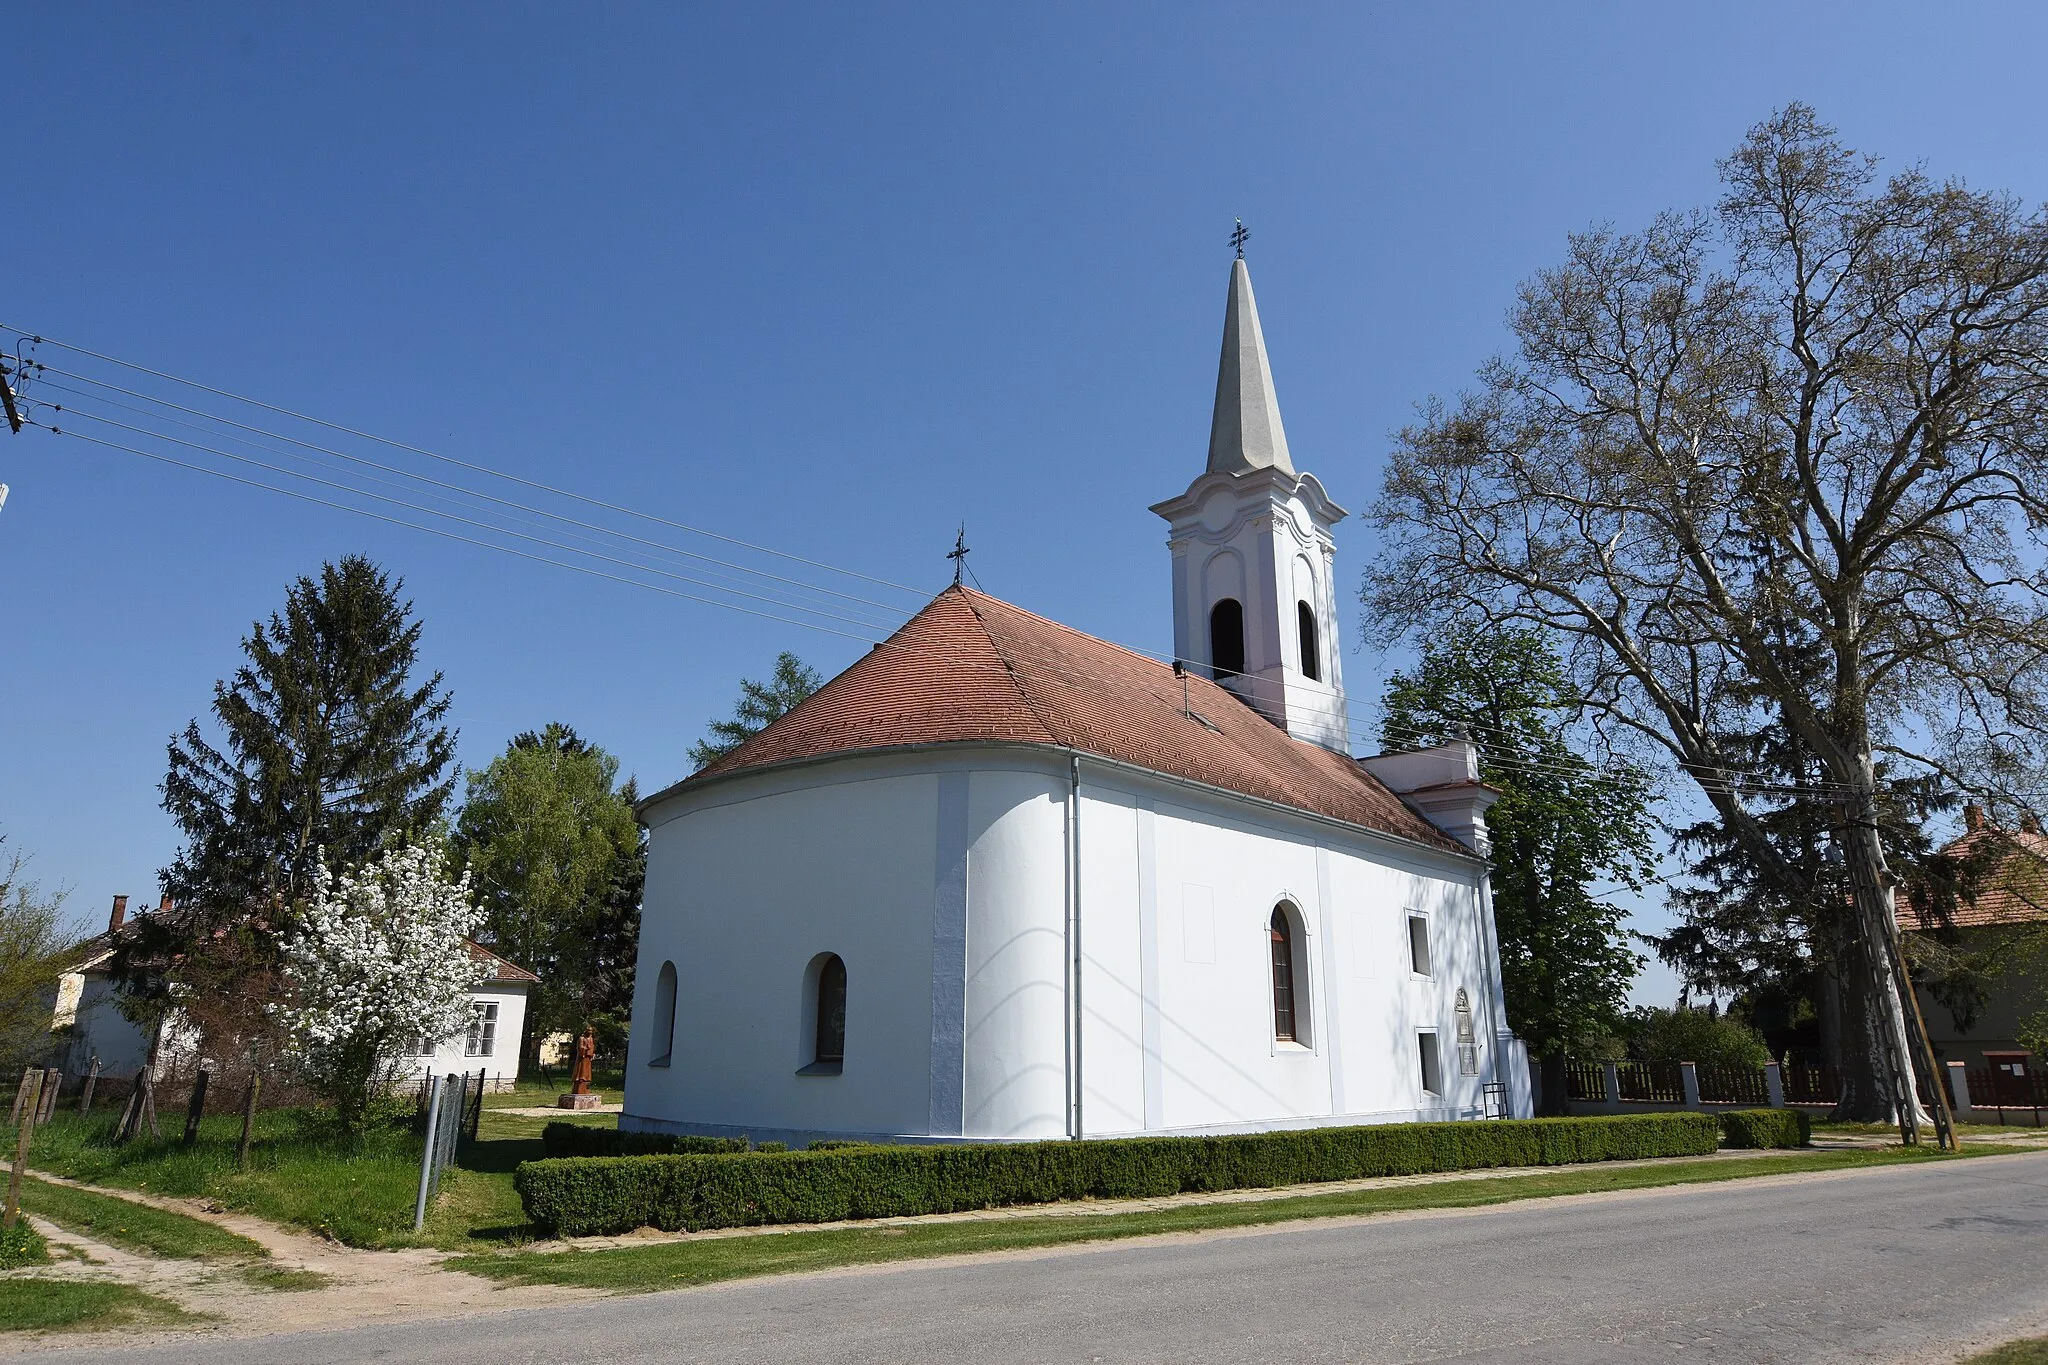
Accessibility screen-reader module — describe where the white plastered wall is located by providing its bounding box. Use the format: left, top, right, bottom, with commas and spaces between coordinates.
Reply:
396, 983, 529, 1088
1074, 768, 1510, 1136
625, 760, 945, 1142
624, 746, 1522, 1146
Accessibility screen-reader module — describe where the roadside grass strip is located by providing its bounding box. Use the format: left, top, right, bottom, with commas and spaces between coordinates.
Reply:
450, 1145, 1973, 1294
1964, 1340, 2048, 1364
0, 1280, 204, 1333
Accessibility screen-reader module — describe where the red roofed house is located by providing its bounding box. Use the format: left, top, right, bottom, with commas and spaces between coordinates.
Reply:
1905, 806, 2047, 1079
624, 255, 1527, 1146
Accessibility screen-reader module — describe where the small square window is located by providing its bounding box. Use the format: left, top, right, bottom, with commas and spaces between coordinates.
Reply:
1418, 1032, 1443, 1095
1407, 915, 1432, 977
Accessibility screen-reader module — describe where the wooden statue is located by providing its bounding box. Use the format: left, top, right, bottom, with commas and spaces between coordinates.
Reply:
558, 1026, 602, 1110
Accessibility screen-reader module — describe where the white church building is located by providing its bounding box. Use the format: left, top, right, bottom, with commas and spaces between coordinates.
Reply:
625, 253, 1531, 1146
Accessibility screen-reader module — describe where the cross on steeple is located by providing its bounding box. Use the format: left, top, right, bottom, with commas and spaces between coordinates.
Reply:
1230, 218, 1249, 259
948, 524, 971, 587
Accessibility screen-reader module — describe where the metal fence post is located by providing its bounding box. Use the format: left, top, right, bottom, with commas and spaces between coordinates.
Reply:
413, 1074, 444, 1232
1602, 1062, 1622, 1114
1946, 1061, 1972, 1114
1764, 1062, 1785, 1108
1680, 1062, 1702, 1110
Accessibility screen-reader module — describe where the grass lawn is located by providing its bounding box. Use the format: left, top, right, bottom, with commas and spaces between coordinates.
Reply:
447, 1145, 1969, 1294
0, 1279, 203, 1333
480, 1068, 625, 1111
20, 1098, 615, 1251
1963, 1340, 2048, 1364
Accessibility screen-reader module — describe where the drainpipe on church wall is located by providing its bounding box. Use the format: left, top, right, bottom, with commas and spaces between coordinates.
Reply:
1066, 754, 1084, 1140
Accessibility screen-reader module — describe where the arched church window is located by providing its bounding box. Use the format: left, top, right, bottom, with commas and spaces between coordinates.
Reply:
1210, 599, 1245, 679
814, 954, 847, 1068
1270, 905, 1306, 1043
648, 960, 676, 1068
1455, 988, 1478, 1076
1297, 601, 1321, 681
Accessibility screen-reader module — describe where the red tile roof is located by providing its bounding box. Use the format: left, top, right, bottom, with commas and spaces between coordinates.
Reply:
468, 939, 540, 984
672, 587, 1466, 856
1903, 826, 2048, 930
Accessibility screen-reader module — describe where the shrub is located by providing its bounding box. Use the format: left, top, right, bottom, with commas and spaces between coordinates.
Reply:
1622, 1006, 1771, 1069
0, 1220, 50, 1268
1718, 1108, 1810, 1149
539, 1122, 747, 1159
516, 1112, 1720, 1237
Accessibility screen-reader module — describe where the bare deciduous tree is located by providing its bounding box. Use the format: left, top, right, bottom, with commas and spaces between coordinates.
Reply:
1368, 105, 2048, 1125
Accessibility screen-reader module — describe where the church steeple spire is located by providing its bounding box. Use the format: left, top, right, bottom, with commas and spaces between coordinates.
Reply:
1154, 240, 1350, 752
1206, 254, 1295, 477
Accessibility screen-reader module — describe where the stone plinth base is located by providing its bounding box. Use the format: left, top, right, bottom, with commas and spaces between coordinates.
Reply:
557, 1092, 603, 1110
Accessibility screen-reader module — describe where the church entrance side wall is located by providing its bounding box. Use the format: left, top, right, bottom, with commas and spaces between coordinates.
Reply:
1073, 768, 1502, 1136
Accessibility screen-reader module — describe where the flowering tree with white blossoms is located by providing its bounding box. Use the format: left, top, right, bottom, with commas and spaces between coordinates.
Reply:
276, 840, 490, 1129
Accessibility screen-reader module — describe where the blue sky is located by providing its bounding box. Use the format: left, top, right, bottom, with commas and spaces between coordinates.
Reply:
5, 3, 2045, 1005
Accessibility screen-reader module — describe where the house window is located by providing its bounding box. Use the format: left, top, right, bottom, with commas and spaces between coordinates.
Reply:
465, 1002, 499, 1058
1297, 601, 1320, 681
1418, 1032, 1443, 1096
1270, 904, 1309, 1044
1455, 988, 1478, 1076
813, 953, 847, 1069
1209, 598, 1245, 678
648, 960, 676, 1068
1407, 914, 1432, 977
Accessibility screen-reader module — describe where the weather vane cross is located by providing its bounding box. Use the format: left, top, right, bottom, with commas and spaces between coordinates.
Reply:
949, 524, 971, 587
1231, 218, 1249, 259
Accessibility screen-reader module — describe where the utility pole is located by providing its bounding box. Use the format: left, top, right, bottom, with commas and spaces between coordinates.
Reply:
1, 344, 26, 516
0, 350, 22, 434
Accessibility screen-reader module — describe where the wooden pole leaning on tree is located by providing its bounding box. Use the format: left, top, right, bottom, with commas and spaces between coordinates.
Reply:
3, 1070, 44, 1230
237, 1072, 261, 1172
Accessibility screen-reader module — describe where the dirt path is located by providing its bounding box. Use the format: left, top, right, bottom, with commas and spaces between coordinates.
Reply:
0, 1177, 601, 1354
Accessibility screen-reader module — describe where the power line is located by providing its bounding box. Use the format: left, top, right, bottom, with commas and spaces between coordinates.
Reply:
2, 325, 927, 596
41, 423, 883, 643
35, 407, 904, 633
28, 371, 917, 619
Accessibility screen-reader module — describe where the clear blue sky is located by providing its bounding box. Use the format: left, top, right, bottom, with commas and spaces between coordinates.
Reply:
6, 4, 2045, 1006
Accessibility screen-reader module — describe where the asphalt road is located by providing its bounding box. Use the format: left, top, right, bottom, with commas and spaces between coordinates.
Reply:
45, 1151, 2048, 1364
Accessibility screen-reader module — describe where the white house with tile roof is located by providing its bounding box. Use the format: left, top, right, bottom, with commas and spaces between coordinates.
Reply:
624, 254, 1530, 1147
49, 896, 538, 1090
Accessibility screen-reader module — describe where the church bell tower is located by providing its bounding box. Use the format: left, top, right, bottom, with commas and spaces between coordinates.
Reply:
1150, 244, 1351, 752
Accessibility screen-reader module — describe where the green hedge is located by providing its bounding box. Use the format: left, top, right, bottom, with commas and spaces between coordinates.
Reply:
1717, 1108, 1810, 1149
539, 1122, 748, 1159
516, 1112, 1720, 1237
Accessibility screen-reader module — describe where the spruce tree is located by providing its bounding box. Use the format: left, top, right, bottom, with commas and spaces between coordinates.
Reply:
160, 555, 455, 926
687, 652, 822, 769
